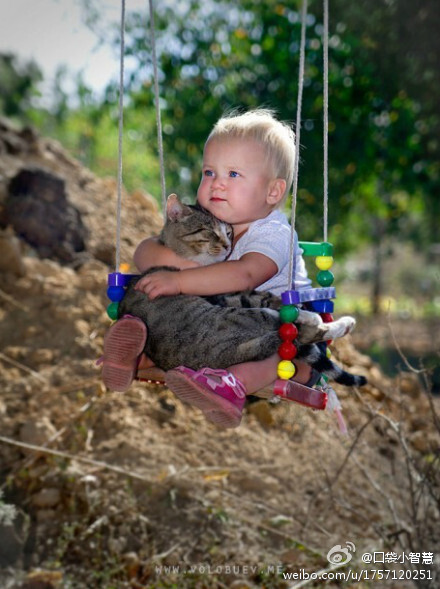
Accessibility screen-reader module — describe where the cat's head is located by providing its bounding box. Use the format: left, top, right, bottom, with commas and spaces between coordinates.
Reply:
159, 193, 233, 264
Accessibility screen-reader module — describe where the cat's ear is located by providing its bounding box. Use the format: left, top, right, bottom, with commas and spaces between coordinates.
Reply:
166, 193, 191, 222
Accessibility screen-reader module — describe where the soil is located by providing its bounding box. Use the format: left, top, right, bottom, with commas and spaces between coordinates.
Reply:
0, 119, 439, 589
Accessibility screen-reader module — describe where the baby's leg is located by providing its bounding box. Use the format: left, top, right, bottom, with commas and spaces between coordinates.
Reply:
137, 354, 166, 384
229, 354, 312, 394
229, 355, 326, 409
165, 356, 320, 427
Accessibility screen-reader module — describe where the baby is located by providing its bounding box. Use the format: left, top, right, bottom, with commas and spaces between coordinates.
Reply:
103, 109, 316, 427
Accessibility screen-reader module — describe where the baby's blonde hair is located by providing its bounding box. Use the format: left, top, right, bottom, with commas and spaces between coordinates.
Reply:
207, 108, 295, 201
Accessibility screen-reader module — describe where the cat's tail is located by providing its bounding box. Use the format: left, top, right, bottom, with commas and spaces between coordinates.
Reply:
329, 366, 367, 387
298, 344, 368, 387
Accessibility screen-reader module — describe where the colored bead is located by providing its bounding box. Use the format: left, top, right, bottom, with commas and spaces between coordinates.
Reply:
277, 360, 296, 380
107, 285, 126, 302
107, 301, 119, 320
279, 304, 299, 323
320, 312, 334, 323
282, 287, 336, 305
278, 323, 298, 341
309, 299, 335, 313
317, 270, 334, 287
119, 263, 130, 273
278, 341, 298, 360
108, 271, 136, 287
315, 256, 334, 271
298, 241, 333, 257
326, 347, 332, 358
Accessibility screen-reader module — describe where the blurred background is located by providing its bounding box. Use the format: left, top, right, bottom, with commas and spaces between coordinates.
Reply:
1, 0, 439, 388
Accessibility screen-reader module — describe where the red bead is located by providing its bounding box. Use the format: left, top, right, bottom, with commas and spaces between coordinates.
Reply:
278, 341, 298, 360
320, 313, 333, 323
278, 323, 298, 341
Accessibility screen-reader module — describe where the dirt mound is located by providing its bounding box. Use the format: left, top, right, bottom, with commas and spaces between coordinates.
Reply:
0, 120, 438, 588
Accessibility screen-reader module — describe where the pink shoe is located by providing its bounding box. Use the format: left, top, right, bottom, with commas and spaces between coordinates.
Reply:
101, 316, 147, 392
165, 367, 246, 428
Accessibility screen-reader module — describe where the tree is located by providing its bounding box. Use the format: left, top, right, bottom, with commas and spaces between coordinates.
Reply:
111, 0, 431, 249
0, 54, 42, 120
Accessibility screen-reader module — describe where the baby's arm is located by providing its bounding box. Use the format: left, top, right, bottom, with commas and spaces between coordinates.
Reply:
133, 237, 200, 272
135, 252, 277, 298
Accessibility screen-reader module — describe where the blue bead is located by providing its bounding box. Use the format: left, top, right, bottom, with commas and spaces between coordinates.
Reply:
108, 271, 139, 287
107, 285, 126, 302
309, 299, 335, 313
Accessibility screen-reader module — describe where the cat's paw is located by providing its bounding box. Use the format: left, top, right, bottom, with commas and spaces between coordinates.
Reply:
296, 309, 323, 326
325, 316, 356, 340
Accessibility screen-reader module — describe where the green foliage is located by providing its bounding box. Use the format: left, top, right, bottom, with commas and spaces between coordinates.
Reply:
3, 0, 440, 258
110, 0, 438, 253
0, 53, 42, 120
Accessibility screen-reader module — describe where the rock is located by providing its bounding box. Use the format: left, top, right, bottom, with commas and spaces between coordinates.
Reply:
410, 431, 432, 454
2, 167, 88, 263
21, 569, 63, 589
29, 348, 55, 366
247, 400, 275, 428
108, 536, 127, 554
0, 227, 26, 275
19, 418, 57, 447
399, 372, 422, 397
35, 509, 57, 523
122, 552, 141, 578
32, 488, 61, 509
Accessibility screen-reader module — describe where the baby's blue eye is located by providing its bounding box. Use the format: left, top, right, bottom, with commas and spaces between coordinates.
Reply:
229, 171, 240, 178
204, 170, 214, 177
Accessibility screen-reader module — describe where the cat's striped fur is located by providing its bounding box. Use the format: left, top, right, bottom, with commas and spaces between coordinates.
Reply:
119, 195, 367, 387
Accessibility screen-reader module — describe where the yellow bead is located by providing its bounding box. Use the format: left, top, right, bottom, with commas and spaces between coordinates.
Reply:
277, 360, 296, 380
315, 256, 334, 271
119, 262, 131, 273
326, 347, 332, 358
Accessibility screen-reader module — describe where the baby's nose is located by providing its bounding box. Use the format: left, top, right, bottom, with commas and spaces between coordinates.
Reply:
212, 175, 225, 189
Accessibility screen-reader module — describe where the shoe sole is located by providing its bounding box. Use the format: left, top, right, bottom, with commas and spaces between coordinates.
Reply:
165, 370, 242, 428
102, 318, 146, 392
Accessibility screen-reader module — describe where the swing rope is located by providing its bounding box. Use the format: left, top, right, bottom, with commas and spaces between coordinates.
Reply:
115, 0, 126, 273
114, 0, 330, 280
288, 0, 308, 290
114, 0, 166, 274
288, 0, 330, 287
148, 0, 167, 213
323, 0, 329, 243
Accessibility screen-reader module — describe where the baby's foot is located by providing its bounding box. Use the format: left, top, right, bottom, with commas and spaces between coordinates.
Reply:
102, 316, 147, 392
165, 367, 246, 428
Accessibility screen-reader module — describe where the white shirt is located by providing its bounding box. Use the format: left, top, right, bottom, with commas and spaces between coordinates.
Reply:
228, 209, 311, 297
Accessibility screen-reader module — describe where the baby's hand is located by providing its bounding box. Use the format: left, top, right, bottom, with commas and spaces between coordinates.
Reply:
134, 271, 181, 299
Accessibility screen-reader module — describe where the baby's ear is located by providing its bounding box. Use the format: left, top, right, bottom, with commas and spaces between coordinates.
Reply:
166, 193, 191, 221
267, 179, 286, 206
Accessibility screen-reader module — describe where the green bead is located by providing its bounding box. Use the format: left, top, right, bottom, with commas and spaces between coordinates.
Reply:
317, 270, 334, 287
107, 301, 119, 320
279, 304, 299, 323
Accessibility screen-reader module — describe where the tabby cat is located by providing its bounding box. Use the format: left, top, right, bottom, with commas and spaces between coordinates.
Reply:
119, 194, 367, 387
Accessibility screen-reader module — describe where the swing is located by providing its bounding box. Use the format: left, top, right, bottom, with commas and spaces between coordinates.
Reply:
105, 0, 341, 417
